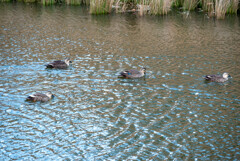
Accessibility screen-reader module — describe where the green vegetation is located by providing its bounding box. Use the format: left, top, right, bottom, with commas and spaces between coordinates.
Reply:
41, 0, 55, 5
65, 0, 90, 5
1, 0, 12, 2
90, 0, 113, 14
149, 0, 173, 15
201, 0, 214, 11
173, 0, 184, 7
227, 0, 238, 14
137, 0, 173, 15
0, 0, 239, 19
183, 0, 198, 11
65, 0, 81, 5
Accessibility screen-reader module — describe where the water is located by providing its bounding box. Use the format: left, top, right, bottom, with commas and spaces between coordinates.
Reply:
0, 3, 240, 160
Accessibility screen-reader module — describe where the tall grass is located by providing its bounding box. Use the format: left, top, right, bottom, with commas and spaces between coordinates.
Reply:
1, 0, 239, 18
227, 0, 239, 14
23, 0, 36, 2
83, 0, 90, 5
138, 0, 149, 16
173, 0, 184, 7
201, 0, 214, 17
65, 0, 81, 5
41, 0, 55, 5
65, 0, 90, 5
1, 0, 12, 2
113, 0, 129, 13
215, 0, 230, 19
150, 0, 173, 15
90, 0, 113, 14
183, 0, 199, 10
201, 0, 214, 11
138, 0, 173, 15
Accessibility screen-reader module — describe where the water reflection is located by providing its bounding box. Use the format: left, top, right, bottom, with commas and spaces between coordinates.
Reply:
0, 2, 240, 160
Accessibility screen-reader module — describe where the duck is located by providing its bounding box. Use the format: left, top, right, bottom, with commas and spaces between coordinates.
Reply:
204, 72, 231, 83
118, 68, 146, 79
26, 91, 54, 102
45, 58, 72, 69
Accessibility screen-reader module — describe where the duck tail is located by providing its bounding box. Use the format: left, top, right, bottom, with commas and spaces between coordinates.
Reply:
118, 74, 125, 78
26, 96, 34, 101
119, 71, 128, 78
204, 75, 211, 81
45, 64, 54, 68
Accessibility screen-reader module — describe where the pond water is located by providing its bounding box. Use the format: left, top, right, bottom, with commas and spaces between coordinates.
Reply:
0, 3, 240, 160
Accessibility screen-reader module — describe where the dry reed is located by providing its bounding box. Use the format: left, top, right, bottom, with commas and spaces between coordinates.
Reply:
65, 0, 90, 5
201, 0, 214, 17
90, 0, 113, 14
149, 0, 173, 15
1, 0, 239, 19
138, 0, 149, 16
65, 0, 81, 5
113, 0, 129, 13
183, 0, 199, 11
215, 0, 230, 19
201, 0, 214, 11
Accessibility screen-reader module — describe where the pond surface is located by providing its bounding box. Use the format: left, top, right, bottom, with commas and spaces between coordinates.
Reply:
0, 3, 240, 160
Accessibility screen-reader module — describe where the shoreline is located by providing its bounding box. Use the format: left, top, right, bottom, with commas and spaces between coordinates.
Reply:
0, 0, 239, 19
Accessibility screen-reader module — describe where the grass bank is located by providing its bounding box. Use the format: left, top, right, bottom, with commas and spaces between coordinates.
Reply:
1, 0, 239, 19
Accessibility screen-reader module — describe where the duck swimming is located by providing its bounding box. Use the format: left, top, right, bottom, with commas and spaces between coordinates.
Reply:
45, 58, 72, 69
204, 72, 231, 83
26, 91, 54, 102
118, 68, 146, 79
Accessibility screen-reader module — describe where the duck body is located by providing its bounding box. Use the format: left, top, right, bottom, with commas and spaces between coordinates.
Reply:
26, 92, 54, 102
204, 73, 230, 83
46, 59, 72, 69
119, 68, 146, 79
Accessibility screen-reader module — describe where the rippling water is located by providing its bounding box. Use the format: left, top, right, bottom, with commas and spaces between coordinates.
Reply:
0, 3, 240, 160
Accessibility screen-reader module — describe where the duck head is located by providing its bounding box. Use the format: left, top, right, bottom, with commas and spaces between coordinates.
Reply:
65, 58, 72, 65
222, 73, 230, 79
46, 91, 54, 99
141, 68, 146, 74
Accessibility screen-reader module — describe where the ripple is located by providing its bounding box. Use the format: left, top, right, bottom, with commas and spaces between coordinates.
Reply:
0, 3, 239, 161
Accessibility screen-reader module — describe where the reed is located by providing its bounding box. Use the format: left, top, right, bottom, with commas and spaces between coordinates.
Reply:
112, 0, 128, 13
41, 0, 55, 5
149, 0, 173, 15
90, 0, 113, 14
0, 0, 12, 2
201, 0, 214, 17
1, 0, 239, 19
65, 0, 90, 5
215, 0, 230, 19
201, 0, 214, 11
113, 0, 120, 13
227, 0, 239, 14
138, 0, 149, 16
23, 0, 36, 2
83, 0, 90, 5
65, 0, 81, 5
183, 0, 199, 10
173, 0, 184, 7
